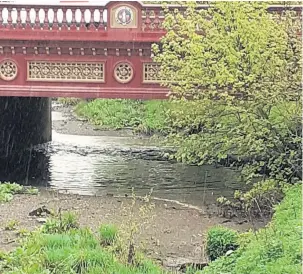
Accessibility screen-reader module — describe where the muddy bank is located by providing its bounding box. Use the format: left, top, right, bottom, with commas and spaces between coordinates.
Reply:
0, 190, 263, 269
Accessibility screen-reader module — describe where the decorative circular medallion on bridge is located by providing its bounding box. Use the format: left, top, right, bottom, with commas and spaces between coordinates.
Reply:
115, 6, 134, 26
0, 59, 18, 81
114, 62, 134, 84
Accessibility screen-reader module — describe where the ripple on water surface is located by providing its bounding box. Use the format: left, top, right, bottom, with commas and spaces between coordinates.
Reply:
0, 111, 239, 207
42, 130, 239, 206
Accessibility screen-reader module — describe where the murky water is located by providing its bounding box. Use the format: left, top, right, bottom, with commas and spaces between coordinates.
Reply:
0, 109, 240, 207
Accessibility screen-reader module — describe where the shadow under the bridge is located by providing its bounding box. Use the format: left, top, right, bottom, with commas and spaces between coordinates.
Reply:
0, 149, 51, 187
0, 96, 52, 185
0, 96, 52, 156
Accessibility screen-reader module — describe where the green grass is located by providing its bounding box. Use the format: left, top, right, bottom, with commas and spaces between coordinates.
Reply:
99, 224, 118, 246
0, 215, 164, 274
42, 212, 79, 234
201, 183, 302, 274
0, 184, 300, 273
75, 99, 171, 134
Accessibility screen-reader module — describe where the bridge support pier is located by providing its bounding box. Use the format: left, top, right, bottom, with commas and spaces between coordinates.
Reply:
0, 97, 52, 156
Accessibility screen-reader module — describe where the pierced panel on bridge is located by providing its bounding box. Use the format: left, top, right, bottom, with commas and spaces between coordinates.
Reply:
0, 59, 18, 81
143, 63, 161, 83
114, 62, 134, 84
27, 61, 105, 83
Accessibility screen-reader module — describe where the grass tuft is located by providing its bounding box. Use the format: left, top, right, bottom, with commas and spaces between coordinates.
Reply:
99, 224, 118, 246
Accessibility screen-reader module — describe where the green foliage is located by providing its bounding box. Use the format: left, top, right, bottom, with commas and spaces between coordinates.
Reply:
202, 184, 302, 274
25, 187, 39, 195
75, 99, 144, 129
0, 182, 38, 202
41, 212, 79, 234
0, 214, 164, 274
135, 100, 170, 134
234, 179, 284, 217
206, 226, 239, 261
217, 179, 285, 218
75, 99, 171, 134
16, 228, 31, 238
0, 183, 22, 202
153, 2, 302, 184
99, 224, 118, 246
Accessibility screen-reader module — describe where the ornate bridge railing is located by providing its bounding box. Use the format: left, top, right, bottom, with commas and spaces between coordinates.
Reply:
0, 5, 108, 30
0, 2, 175, 42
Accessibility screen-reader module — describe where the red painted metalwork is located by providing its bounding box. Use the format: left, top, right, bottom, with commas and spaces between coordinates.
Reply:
0, 2, 301, 99
0, 53, 169, 99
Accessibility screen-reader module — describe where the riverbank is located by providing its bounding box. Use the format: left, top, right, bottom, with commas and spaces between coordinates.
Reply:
52, 100, 135, 137
0, 189, 263, 269
203, 184, 302, 274
53, 99, 169, 138
0, 101, 267, 271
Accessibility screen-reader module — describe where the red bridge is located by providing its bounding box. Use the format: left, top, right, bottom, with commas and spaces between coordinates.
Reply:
0, 1, 301, 155
0, 1, 173, 99
0, 1, 301, 100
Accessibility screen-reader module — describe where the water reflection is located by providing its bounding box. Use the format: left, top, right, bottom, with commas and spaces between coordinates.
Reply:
0, 110, 239, 207
46, 129, 239, 206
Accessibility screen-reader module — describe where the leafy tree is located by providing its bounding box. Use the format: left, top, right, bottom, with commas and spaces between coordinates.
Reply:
153, 2, 302, 184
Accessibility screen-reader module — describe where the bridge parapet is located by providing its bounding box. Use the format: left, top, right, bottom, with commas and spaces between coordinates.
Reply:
0, 5, 108, 31
0, 2, 172, 42
0, 2, 301, 42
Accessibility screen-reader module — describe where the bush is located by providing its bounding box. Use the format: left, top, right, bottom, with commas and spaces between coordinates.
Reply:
75, 99, 172, 134
217, 179, 285, 219
99, 224, 118, 246
202, 184, 302, 274
206, 226, 239, 261
234, 179, 285, 217
154, 1, 302, 184
57, 97, 81, 106
75, 99, 144, 129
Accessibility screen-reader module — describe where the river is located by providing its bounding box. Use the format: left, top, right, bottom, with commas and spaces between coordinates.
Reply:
0, 103, 240, 207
